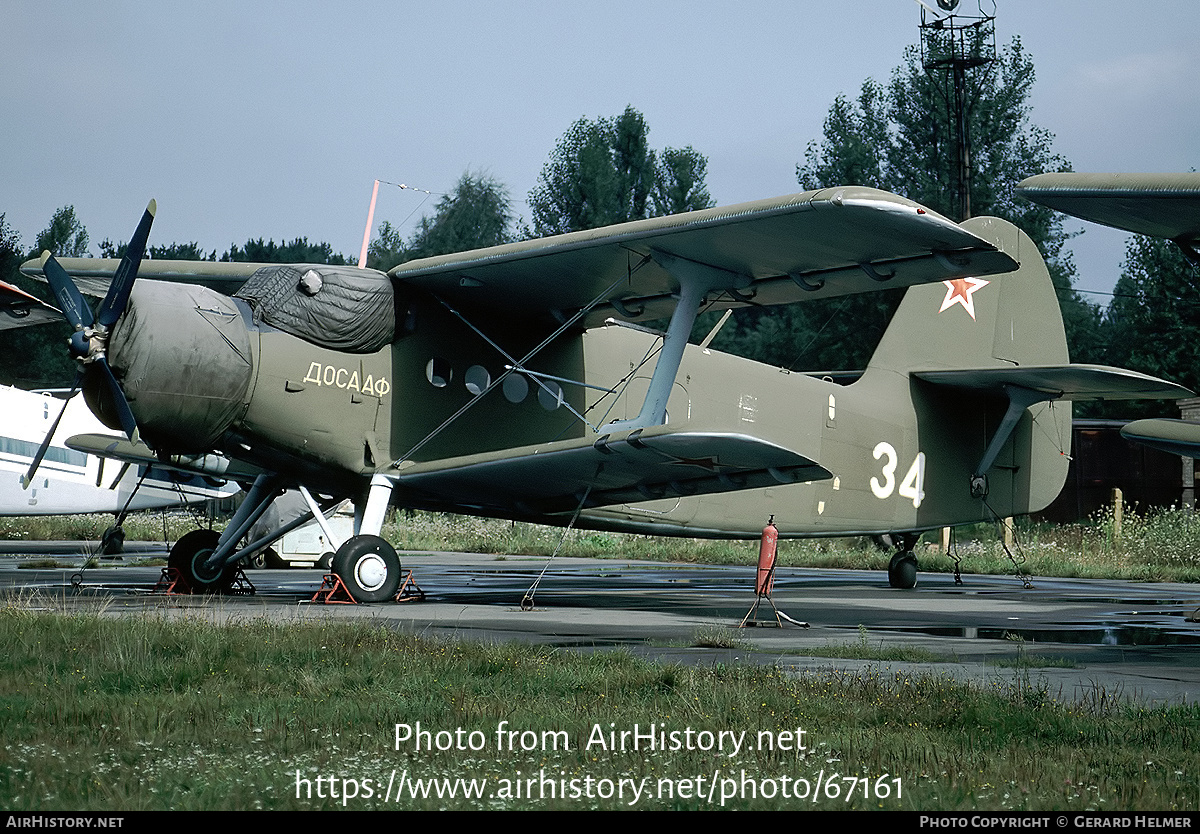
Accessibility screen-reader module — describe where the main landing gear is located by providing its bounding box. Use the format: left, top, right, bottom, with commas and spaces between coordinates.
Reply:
164, 474, 403, 603
331, 535, 401, 603
168, 529, 240, 594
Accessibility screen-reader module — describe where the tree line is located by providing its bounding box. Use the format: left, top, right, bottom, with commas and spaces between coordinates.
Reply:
2, 44, 1195, 416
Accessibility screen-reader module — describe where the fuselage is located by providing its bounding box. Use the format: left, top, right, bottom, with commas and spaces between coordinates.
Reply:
104, 275, 1069, 539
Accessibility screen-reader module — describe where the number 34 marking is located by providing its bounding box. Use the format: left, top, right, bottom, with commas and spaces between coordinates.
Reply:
870, 442, 926, 508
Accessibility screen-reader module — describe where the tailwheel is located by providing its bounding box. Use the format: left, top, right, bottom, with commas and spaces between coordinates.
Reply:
168, 529, 238, 594
332, 535, 401, 603
888, 550, 918, 589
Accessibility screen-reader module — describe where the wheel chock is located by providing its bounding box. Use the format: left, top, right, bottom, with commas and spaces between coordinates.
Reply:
226, 566, 256, 597
155, 566, 187, 595
312, 573, 359, 604
155, 566, 255, 597
395, 570, 425, 602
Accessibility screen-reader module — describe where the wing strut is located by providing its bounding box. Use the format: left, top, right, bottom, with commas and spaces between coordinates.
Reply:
609, 250, 747, 432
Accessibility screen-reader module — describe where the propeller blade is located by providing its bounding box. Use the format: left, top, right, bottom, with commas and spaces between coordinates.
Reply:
21, 374, 83, 489
95, 358, 139, 444
41, 252, 93, 332
97, 199, 156, 328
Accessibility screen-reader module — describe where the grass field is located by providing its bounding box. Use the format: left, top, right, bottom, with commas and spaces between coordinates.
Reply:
1, 506, 1198, 811
0, 606, 1197, 811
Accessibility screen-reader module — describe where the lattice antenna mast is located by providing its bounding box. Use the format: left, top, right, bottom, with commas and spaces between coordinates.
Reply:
919, 0, 997, 222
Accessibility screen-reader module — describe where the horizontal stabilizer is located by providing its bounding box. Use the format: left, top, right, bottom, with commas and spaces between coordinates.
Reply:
1120, 419, 1200, 459
913, 364, 1192, 401
393, 429, 831, 516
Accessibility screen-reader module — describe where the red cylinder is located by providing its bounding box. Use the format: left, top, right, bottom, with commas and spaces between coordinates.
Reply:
756, 520, 778, 597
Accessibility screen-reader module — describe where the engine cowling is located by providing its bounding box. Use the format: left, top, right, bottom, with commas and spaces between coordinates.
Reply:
95, 279, 254, 452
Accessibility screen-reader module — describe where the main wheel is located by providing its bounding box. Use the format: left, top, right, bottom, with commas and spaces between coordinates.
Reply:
888, 551, 918, 589
168, 529, 237, 594
332, 535, 401, 603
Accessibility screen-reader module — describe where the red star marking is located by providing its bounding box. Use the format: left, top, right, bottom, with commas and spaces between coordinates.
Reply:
938, 277, 989, 320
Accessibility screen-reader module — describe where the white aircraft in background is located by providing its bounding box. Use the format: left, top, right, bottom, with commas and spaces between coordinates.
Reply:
0, 384, 237, 551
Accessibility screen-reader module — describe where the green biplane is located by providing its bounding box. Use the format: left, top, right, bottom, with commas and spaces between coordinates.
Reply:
17, 186, 1188, 599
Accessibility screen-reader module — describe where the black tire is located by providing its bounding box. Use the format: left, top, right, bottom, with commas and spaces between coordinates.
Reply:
332, 535, 401, 603
888, 551, 918, 589
100, 525, 125, 556
169, 529, 237, 594
263, 547, 287, 569
246, 549, 268, 570
316, 551, 334, 571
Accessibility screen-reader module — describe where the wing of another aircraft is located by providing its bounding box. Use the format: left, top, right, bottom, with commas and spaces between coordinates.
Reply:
1120, 419, 1200, 459
0, 278, 62, 331
390, 186, 1021, 325
1015, 172, 1200, 244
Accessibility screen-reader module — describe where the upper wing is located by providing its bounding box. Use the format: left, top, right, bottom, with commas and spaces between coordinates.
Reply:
21, 188, 1017, 329
390, 187, 1020, 325
1016, 173, 1200, 243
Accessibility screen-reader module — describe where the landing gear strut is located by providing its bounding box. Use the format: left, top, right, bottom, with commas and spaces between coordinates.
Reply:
886, 532, 920, 589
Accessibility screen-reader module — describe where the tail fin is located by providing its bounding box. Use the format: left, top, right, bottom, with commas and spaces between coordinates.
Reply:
866, 216, 1069, 374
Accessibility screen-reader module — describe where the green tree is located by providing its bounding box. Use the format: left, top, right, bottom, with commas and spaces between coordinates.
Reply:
221, 238, 347, 264
32, 205, 89, 258
529, 106, 714, 236
653, 146, 714, 217
404, 172, 513, 262
365, 221, 408, 271
0, 210, 77, 386
709, 37, 1098, 372
100, 240, 216, 260
1101, 237, 1200, 418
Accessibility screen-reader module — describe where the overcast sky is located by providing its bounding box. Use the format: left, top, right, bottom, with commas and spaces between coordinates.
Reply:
3, 0, 1197, 300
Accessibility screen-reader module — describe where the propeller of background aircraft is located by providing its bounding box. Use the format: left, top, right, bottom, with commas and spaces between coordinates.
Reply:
21, 200, 154, 489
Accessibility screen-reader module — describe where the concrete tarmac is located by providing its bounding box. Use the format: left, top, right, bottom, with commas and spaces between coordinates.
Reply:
3, 547, 1199, 706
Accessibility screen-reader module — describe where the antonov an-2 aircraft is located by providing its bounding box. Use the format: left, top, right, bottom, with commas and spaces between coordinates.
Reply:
18, 187, 1188, 600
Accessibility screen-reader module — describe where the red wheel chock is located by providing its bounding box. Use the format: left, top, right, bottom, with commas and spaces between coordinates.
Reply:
154, 566, 255, 597
312, 573, 358, 604
311, 570, 426, 604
